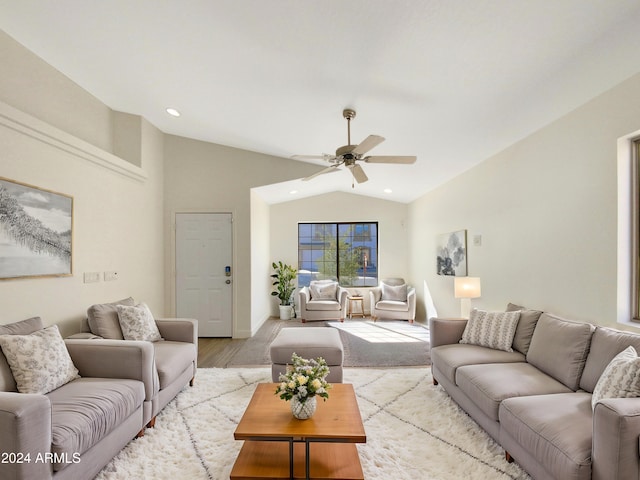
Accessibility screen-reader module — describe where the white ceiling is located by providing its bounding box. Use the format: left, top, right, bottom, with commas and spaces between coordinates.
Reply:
3, 1, 640, 203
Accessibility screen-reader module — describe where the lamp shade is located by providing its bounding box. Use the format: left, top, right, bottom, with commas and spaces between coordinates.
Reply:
454, 277, 481, 299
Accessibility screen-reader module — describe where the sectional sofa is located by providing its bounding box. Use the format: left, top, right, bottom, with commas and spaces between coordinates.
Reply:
430, 305, 640, 480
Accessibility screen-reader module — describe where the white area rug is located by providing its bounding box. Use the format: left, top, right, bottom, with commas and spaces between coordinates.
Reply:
95, 368, 530, 480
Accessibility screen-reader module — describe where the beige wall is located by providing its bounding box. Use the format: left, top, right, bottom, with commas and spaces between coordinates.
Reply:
250, 190, 272, 331
269, 191, 409, 315
0, 31, 114, 153
162, 135, 318, 337
408, 72, 640, 328
0, 33, 165, 337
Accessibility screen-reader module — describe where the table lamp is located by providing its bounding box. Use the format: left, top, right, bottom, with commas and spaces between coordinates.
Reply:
454, 277, 481, 318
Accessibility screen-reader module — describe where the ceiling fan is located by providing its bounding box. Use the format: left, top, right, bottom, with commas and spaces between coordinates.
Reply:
293, 109, 417, 184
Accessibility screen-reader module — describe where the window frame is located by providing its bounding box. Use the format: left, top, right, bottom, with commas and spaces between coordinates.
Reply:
297, 221, 379, 287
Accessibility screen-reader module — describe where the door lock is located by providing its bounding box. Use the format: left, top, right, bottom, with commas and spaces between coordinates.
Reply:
225, 279, 231, 284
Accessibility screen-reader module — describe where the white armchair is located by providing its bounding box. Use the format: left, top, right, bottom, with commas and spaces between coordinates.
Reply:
298, 280, 349, 323
369, 278, 416, 323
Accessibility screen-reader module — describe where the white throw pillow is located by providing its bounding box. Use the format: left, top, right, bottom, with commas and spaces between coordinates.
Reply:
0, 325, 80, 394
459, 309, 521, 352
381, 283, 407, 302
592, 346, 640, 410
309, 282, 338, 300
116, 303, 163, 342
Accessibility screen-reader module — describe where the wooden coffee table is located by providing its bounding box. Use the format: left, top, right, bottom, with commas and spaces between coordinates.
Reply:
231, 383, 366, 480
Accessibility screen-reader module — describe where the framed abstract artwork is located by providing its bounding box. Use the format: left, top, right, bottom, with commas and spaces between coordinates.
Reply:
0, 177, 73, 279
436, 230, 467, 276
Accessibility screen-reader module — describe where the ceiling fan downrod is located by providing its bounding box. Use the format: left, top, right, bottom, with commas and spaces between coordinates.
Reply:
343, 108, 356, 146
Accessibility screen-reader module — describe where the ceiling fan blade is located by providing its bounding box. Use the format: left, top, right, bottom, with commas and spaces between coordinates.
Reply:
363, 155, 417, 164
352, 135, 385, 156
291, 154, 335, 161
302, 164, 340, 181
348, 164, 369, 183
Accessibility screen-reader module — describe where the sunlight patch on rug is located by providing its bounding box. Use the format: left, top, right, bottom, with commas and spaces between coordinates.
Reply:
95, 368, 530, 480
327, 320, 428, 343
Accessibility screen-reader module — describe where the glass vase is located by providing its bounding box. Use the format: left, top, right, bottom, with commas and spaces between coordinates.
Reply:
290, 395, 317, 420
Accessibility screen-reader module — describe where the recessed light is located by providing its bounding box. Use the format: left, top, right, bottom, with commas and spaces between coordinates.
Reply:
383, 188, 393, 194
289, 190, 298, 195
166, 108, 181, 117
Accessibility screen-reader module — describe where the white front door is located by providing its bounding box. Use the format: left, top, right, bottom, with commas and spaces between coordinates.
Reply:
176, 213, 233, 337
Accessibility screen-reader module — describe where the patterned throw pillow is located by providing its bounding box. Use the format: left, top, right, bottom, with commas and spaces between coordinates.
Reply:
310, 282, 338, 300
0, 325, 80, 394
592, 346, 640, 410
459, 309, 521, 352
116, 303, 163, 342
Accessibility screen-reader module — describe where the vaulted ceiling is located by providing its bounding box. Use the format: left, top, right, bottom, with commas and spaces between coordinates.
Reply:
3, 0, 640, 203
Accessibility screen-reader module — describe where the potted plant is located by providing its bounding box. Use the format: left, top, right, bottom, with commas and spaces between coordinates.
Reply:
271, 261, 297, 319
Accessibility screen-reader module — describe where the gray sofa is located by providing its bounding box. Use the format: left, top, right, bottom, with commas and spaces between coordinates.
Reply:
0, 316, 152, 480
430, 305, 640, 480
70, 298, 198, 427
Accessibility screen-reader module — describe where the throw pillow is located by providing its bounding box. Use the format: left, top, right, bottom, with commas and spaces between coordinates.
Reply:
459, 309, 521, 352
592, 346, 640, 410
87, 297, 136, 339
309, 282, 338, 300
381, 283, 408, 302
0, 325, 80, 394
506, 303, 543, 355
0, 316, 46, 392
116, 303, 163, 342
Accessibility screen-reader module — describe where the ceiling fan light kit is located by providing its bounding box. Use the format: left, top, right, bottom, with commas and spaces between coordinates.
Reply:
295, 109, 417, 185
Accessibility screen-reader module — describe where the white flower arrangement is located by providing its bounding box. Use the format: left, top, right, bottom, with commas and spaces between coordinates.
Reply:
275, 353, 331, 402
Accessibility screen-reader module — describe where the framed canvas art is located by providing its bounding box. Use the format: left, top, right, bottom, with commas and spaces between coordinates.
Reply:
436, 230, 467, 276
0, 177, 73, 279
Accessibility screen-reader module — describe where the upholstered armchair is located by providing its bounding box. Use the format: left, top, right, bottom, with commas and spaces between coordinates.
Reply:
298, 279, 349, 322
369, 278, 416, 323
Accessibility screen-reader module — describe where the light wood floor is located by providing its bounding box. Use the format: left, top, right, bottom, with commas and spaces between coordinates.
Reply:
197, 337, 250, 368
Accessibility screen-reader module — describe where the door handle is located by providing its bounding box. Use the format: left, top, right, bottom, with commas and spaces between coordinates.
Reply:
225, 279, 231, 284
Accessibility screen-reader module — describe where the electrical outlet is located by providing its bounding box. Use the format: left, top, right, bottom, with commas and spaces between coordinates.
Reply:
83, 272, 100, 283
104, 271, 118, 282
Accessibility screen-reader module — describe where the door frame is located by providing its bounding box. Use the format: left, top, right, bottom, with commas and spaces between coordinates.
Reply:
169, 209, 236, 337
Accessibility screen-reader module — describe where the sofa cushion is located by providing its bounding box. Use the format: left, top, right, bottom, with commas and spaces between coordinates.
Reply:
116, 303, 163, 342
0, 325, 80, 394
375, 300, 409, 311
460, 309, 520, 352
310, 281, 338, 300
499, 392, 593, 480
381, 282, 407, 302
456, 363, 573, 421
526, 313, 594, 390
87, 297, 135, 339
580, 326, 640, 392
153, 341, 197, 389
430, 343, 525, 384
0, 316, 44, 392
506, 303, 543, 355
48, 377, 144, 471
591, 346, 640, 409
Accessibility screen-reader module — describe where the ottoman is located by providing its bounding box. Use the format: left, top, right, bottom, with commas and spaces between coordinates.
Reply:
270, 327, 344, 383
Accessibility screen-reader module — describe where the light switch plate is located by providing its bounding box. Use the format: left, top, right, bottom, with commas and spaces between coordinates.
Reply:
84, 272, 100, 283
104, 271, 118, 281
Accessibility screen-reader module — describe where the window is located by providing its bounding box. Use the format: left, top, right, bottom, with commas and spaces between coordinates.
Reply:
298, 222, 378, 287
